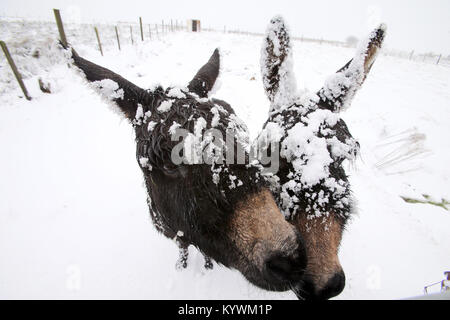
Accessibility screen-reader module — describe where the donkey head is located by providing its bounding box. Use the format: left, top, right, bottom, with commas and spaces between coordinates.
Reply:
258, 16, 386, 299
65, 46, 307, 291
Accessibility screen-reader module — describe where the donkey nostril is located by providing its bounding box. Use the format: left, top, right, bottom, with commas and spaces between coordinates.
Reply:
265, 253, 305, 283
320, 272, 346, 300
266, 256, 292, 280
295, 272, 346, 300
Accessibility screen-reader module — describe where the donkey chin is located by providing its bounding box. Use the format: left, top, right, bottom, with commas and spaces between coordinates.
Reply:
61, 43, 307, 292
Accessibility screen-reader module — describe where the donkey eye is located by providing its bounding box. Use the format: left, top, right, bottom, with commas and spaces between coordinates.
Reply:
163, 164, 181, 177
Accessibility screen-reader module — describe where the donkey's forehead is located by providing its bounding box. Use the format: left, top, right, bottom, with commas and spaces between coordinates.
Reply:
263, 98, 359, 163
133, 90, 216, 127
260, 98, 358, 220
134, 91, 253, 173
142, 94, 249, 139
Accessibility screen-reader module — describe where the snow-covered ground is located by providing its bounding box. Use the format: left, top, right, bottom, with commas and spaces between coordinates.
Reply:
0, 19, 449, 299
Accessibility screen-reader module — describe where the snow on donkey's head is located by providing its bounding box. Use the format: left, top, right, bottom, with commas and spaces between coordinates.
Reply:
258, 16, 386, 299
62, 45, 308, 291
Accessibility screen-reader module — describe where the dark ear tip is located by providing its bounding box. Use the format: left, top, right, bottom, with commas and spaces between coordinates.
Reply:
58, 40, 79, 58
58, 40, 68, 50
372, 23, 387, 46
266, 15, 289, 40
377, 23, 387, 33
210, 48, 220, 66
270, 15, 286, 25
187, 48, 221, 97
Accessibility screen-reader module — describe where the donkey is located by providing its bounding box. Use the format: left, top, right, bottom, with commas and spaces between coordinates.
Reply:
61, 44, 308, 292
257, 16, 386, 299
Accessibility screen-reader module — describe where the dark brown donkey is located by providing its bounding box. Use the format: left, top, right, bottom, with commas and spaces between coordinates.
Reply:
257, 16, 386, 299
61, 44, 307, 292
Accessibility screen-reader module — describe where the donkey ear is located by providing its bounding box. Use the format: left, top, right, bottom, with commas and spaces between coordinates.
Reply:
67, 47, 148, 120
260, 15, 297, 109
187, 48, 220, 98
318, 24, 386, 112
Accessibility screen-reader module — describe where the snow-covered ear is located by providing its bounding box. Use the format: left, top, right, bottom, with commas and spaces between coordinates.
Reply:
187, 48, 220, 98
260, 15, 297, 110
67, 46, 148, 120
318, 24, 386, 112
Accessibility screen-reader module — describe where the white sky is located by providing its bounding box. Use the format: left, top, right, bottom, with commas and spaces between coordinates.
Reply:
1, 0, 449, 55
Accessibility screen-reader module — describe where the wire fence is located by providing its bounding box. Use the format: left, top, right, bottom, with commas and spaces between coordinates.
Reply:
0, 13, 185, 97
1, 11, 449, 99
202, 25, 450, 67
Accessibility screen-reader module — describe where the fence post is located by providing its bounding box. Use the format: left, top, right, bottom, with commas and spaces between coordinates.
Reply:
162, 20, 164, 34
53, 9, 67, 47
436, 54, 442, 65
0, 41, 32, 100
94, 27, 103, 56
130, 26, 134, 44
115, 26, 121, 50
148, 25, 152, 40
139, 17, 144, 41
171, 20, 173, 32
409, 50, 414, 60
155, 24, 159, 38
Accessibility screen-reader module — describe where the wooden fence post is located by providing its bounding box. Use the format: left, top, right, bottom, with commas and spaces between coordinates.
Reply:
139, 17, 144, 41
162, 20, 164, 34
94, 27, 103, 56
155, 24, 159, 38
148, 25, 152, 40
130, 26, 134, 44
409, 50, 414, 60
0, 41, 32, 100
53, 9, 67, 47
115, 26, 121, 50
436, 54, 442, 65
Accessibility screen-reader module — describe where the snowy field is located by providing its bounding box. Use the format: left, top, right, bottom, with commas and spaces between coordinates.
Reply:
0, 19, 449, 299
